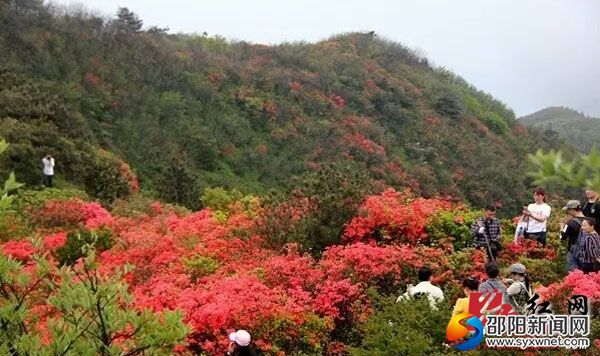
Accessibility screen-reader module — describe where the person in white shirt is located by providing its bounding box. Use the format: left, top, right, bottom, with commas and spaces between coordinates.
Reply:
521, 187, 551, 246
42, 154, 55, 188
396, 266, 444, 309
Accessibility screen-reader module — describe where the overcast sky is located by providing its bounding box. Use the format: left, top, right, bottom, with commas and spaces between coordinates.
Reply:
53, 0, 600, 117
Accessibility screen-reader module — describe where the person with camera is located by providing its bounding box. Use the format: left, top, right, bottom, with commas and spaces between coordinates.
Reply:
521, 187, 551, 246
470, 205, 501, 260
560, 200, 585, 271
42, 153, 55, 188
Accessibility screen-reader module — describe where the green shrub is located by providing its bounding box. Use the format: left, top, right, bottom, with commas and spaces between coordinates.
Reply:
183, 255, 220, 281
481, 111, 509, 135
427, 208, 480, 250
13, 187, 88, 211
55, 227, 115, 266
110, 193, 155, 217
350, 294, 454, 356
84, 151, 132, 206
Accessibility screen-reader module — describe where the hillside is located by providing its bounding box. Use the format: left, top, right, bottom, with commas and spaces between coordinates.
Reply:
520, 106, 600, 153
0, 1, 573, 212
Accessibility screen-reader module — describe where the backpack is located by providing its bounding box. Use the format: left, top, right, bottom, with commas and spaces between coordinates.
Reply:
510, 282, 533, 314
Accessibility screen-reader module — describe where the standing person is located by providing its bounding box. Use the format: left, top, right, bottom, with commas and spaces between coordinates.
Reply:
577, 217, 600, 274
470, 205, 501, 260
42, 153, 55, 188
560, 200, 585, 271
452, 277, 479, 317
505, 263, 532, 314
478, 262, 509, 304
227, 330, 258, 356
582, 189, 600, 230
522, 187, 551, 246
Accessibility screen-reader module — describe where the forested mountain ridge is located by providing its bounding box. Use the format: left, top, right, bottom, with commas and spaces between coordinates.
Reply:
0, 1, 572, 211
520, 106, 600, 153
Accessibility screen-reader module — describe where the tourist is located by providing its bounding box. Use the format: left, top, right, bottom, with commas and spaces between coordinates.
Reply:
478, 262, 509, 304
582, 189, 600, 230
42, 153, 55, 188
397, 266, 444, 308
577, 217, 600, 274
452, 277, 479, 317
470, 205, 501, 260
521, 187, 551, 246
505, 263, 532, 314
560, 200, 585, 271
227, 330, 258, 356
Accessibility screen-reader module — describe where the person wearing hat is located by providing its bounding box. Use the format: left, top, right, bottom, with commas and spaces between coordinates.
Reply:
560, 200, 586, 271
505, 263, 532, 314
227, 330, 257, 356
577, 217, 600, 274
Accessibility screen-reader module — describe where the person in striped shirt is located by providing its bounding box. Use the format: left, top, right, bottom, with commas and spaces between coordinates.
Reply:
577, 217, 600, 273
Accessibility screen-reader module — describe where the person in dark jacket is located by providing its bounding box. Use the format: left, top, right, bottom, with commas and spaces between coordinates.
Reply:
582, 189, 600, 232
560, 200, 585, 271
471, 205, 501, 260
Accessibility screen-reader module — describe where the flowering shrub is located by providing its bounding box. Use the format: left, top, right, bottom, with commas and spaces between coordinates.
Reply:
343, 188, 451, 244
4, 191, 599, 354
32, 198, 112, 229
501, 239, 557, 261
426, 207, 480, 249
1, 240, 36, 261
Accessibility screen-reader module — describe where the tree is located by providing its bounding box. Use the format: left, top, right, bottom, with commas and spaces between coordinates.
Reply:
258, 163, 372, 254
157, 158, 200, 210
111, 7, 143, 35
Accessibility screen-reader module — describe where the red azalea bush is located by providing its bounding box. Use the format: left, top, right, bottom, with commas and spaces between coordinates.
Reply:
32, 198, 112, 229
343, 188, 451, 244
2, 240, 36, 261
501, 239, 557, 260
537, 270, 600, 314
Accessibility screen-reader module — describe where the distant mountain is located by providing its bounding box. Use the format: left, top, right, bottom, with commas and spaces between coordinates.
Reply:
520, 107, 600, 153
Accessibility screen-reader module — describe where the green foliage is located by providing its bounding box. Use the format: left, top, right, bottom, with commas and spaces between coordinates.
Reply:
0, 252, 189, 355
0, 138, 24, 211
14, 187, 88, 211
200, 187, 257, 219
110, 194, 156, 218
481, 112, 509, 135
426, 208, 481, 250
183, 255, 220, 282
56, 228, 115, 266
157, 158, 201, 210
260, 163, 372, 254
350, 295, 454, 356
528, 147, 600, 191
201, 187, 244, 212
84, 152, 132, 206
